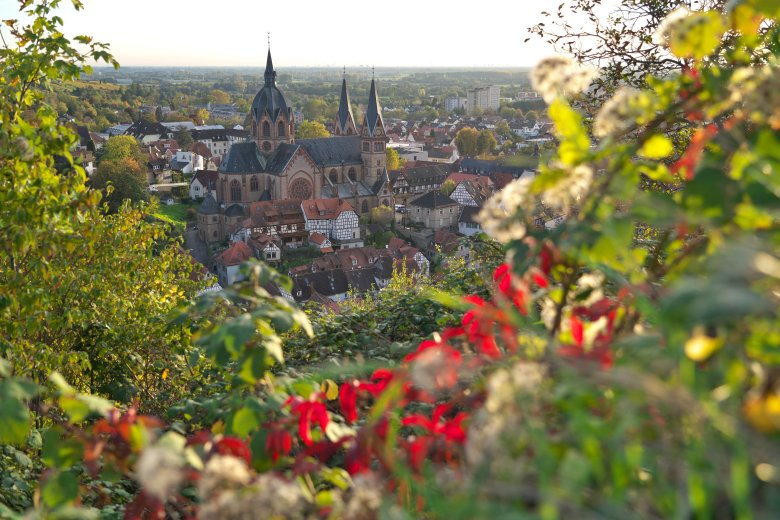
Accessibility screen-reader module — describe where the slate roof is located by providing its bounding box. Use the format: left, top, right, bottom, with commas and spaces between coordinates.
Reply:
198, 193, 219, 214
321, 181, 374, 198
363, 79, 385, 137
124, 121, 170, 140
251, 49, 291, 124
224, 204, 245, 218
292, 269, 349, 301
336, 77, 356, 133
345, 268, 377, 293
265, 142, 299, 174
296, 136, 362, 166
409, 191, 458, 209
399, 164, 450, 187
459, 206, 481, 224
220, 142, 266, 174
193, 170, 218, 191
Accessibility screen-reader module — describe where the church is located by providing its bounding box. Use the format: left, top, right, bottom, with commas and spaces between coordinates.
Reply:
198, 49, 394, 244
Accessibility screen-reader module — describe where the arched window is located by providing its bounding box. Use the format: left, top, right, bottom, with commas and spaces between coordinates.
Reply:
329, 169, 338, 183
250, 176, 259, 191
230, 179, 241, 202
278, 122, 285, 137
361, 200, 369, 213
374, 142, 384, 152
262, 121, 271, 137
362, 142, 369, 152
348, 167, 356, 182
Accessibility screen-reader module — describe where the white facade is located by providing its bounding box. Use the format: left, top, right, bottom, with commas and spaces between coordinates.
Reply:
217, 263, 244, 287
459, 220, 482, 236
450, 183, 479, 207
444, 96, 467, 112
190, 177, 206, 199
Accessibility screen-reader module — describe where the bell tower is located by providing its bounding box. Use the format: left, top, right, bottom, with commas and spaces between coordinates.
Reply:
360, 74, 388, 187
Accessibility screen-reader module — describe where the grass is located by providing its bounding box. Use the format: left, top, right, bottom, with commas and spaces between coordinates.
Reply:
152, 202, 197, 231
502, 153, 540, 168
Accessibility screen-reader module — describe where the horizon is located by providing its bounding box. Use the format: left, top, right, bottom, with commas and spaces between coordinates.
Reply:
0, 0, 615, 68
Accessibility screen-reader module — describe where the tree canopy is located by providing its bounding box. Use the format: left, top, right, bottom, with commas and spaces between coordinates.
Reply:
295, 119, 330, 139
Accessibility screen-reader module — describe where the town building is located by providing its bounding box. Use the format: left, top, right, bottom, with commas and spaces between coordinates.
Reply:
466, 86, 500, 114
215, 240, 253, 287
408, 191, 460, 230
444, 96, 467, 112
197, 48, 394, 244
301, 198, 362, 250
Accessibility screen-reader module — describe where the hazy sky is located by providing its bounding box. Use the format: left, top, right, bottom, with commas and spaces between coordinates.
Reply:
0, 0, 581, 68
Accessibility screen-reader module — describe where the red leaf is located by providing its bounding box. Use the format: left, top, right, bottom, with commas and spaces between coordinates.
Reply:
570, 316, 584, 346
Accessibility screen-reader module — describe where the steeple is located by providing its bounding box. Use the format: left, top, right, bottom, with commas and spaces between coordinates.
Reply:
264, 48, 276, 87
335, 69, 357, 136
362, 77, 385, 138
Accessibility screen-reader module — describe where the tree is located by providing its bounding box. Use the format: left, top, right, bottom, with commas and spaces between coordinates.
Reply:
386, 147, 403, 171
476, 129, 497, 155
175, 128, 194, 150
499, 106, 516, 119
155, 105, 163, 122
495, 120, 511, 138
89, 162, 148, 213
440, 179, 456, 196
296, 120, 329, 139
455, 127, 479, 156
370, 205, 394, 226
194, 108, 209, 125
529, 0, 727, 99
209, 89, 230, 105
99, 135, 145, 165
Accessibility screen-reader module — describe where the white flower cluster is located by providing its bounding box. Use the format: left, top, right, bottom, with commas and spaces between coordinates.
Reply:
651, 7, 692, 47
532, 56, 598, 104
198, 473, 307, 520
136, 446, 186, 501
477, 177, 534, 243
465, 363, 546, 483
592, 87, 648, 138
198, 455, 252, 499
541, 163, 595, 211
729, 65, 780, 127
341, 473, 383, 520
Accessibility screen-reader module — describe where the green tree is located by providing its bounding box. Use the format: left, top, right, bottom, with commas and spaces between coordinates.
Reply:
296, 120, 329, 139
209, 89, 230, 104
386, 147, 403, 170
477, 129, 497, 155
455, 127, 479, 156
99, 135, 144, 164
89, 162, 148, 213
440, 179, 456, 196
194, 108, 209, 125
370, 205, 394, 226
175, 128, 194, 149
495, 120, 511, 138
155, 105, 163, 122
499, 106, 516, 119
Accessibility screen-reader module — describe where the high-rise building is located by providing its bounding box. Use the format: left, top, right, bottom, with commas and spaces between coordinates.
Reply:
466, 85, 500, 114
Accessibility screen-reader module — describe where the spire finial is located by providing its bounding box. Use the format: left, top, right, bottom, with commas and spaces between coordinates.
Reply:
372, 65, 375, 79
343, 65, 346, 77
267, 32, 270, 48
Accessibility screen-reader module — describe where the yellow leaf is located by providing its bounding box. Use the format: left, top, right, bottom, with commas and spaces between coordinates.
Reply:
639, 135, 674, 159
161, 368, 169, 380
669, 11, 726, 60
321, 379, 339, 401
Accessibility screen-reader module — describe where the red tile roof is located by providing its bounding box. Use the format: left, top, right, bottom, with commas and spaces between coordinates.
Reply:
217, 241, 253, 267
301, 198, 355, 220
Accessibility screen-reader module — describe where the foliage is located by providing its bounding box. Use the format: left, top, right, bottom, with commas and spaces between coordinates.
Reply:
6, 2, 780, 519
440, 179, 456, 196
454, 127, 479, 156
152, 201, 198, 231
385, 147, 402, 171
296, 119, 330, 139
174, 128, 194, 149
476, 129, 497, 155
89, 162, 148, 213
369, 205, 394, 226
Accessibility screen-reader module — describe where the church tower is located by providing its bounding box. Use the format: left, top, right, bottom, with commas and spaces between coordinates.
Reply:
360, 77, 388, 187
334, 71, 357, 136
250, 49, 294, 153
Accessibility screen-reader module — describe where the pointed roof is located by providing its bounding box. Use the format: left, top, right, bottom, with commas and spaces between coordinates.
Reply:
336, 76, 356, 134
264, 49, 276, 87
362, 79, 385, 137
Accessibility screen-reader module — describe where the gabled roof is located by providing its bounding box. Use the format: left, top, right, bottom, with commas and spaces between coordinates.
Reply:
124, 121, 170, 140
296, 136, 362, 166
345, 268, 377, 293
292, 269, 349, 300
301, 198, 355, 220
217, 241, 253, 267
220, 142, 266, 174
224, 204, 245, 218
192, 170, 218, 190
459, 206, 481, 224
265, 142, 300, 174
321, 181, 374, 198
309, 232, 330, 245
409, 191, 458, 209
190, 142, 212, 158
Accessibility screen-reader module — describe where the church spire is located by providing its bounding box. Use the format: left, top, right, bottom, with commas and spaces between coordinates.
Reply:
335, 69, 357, 136
362, 77, 385, 137
264, 47, 276, 87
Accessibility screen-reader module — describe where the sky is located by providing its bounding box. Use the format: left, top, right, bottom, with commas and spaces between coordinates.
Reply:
0, 0, 584, 68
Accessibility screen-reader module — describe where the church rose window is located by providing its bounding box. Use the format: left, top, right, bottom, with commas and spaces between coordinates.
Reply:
230, 179, 241, 202
250, 176, 259, 191
289, 178, 313, 200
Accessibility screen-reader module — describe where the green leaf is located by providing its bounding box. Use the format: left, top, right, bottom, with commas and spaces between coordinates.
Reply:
669, 11, 726, 60
42, 429, 84, 468
0, 383, 32, 445
639, 135, 674, 159
231, 407, 259, 437
41, 470, 79, 509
